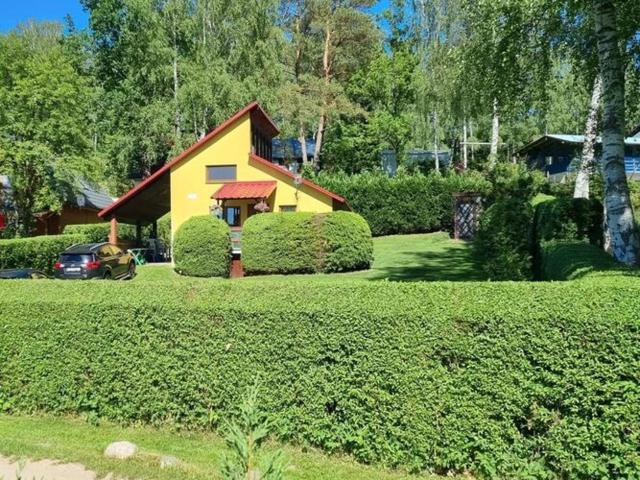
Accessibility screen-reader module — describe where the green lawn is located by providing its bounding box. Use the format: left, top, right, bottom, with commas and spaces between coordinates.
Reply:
0, 416, 442, 480
135, 232, 485, 283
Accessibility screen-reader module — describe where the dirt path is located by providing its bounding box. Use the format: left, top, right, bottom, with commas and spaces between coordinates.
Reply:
0, 455, 109, 480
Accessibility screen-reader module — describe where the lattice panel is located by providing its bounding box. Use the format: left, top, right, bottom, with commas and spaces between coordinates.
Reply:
453, 194, 482, 240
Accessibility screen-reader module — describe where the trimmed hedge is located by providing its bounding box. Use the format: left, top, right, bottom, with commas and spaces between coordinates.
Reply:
241, 212, 373, 275
474, 199, 534, 280
0, 234, 87, 274
63, 223, 136, 243
173, 215, 231, 277
1, 278, 640, 478
312, 171, 491, 236
533, 197, 603, 247
318, 211, 373, 273
539, 240, 637, 280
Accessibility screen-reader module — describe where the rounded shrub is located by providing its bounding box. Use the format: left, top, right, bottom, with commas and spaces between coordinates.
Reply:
242, 211, 373, 275
474, 198, 534, 280
173, 215, 231, 277
318, 211, 373, 272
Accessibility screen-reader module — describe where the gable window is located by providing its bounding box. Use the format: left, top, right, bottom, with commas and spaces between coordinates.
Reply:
280, 205, 296, 212
206, 165, 237, 183
223, 206, 241, 227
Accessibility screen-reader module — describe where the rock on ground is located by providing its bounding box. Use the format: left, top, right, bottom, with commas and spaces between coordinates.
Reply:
159, 455, 179, 469
104, 441, 138, 460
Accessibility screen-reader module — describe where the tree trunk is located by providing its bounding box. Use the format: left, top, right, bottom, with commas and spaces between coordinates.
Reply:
489, 98, 500, 167
462, 119, 468, 170
594, 0, 640, 265
574, 75, 602, 199
313, 23, 332, 168
433, 111, 440, 172
299, 124, 308, 167
172, 22, 181, 143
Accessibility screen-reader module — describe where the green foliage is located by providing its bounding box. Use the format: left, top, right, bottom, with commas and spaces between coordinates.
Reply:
483, 163, 548, 204
540, 240, 637, 281
173, 215, 231, 278
534, 197, 603, 247
2, 277, 640, 478
62, 223, 136, 243
242, 212, 373, 275
0, 234, 86, 274
312, 171, 491, 236
221, 381, 287, 480
318, 211, 373, 273
475, 199, 534, 280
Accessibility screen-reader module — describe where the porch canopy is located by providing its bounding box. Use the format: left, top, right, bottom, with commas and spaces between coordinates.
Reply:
211, 181, 276, 201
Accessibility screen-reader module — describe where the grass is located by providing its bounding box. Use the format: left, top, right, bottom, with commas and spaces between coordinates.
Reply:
0, 415, 443, 480
135, 232, 485, 283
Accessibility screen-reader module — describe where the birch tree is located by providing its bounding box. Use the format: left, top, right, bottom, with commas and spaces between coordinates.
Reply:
593, 0, 640, 264
573, 75, 601, 199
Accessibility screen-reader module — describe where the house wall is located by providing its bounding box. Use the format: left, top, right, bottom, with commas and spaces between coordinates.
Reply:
169, 113, 333, 236
35, 206, 103, 235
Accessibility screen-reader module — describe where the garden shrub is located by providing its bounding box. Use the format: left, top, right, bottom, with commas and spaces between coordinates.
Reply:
1, 277, 639, 479
539, 240, 636, 280
534, 197, 603, 247
317, 211, 373, 272
241, 212, 373, 275
173, 215, 231, 277
312, 171, 491, 236
0, 234, 86, 274
474, 198, 534, 280
63, 223, 139, 243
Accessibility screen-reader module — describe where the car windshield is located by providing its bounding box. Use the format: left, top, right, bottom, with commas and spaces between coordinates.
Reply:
61, 254, 92, 263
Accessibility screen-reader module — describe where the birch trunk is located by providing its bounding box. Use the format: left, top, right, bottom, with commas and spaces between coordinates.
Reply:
463, 120, 468, 170
172, 17, 181, 142
489, 98, 500, 167
299, 124, 308, 166
594, 0, 640, 265
433, 111, 440, 172
574, 75, 602, 199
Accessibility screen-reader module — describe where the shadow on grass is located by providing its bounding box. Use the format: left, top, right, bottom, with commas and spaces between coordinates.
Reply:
366, 242, 487, 282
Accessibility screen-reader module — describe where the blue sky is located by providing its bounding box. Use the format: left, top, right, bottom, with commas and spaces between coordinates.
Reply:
1, 0, 391, 33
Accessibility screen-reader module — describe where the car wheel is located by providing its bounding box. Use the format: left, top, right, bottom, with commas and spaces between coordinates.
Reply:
127, 262, 136, 279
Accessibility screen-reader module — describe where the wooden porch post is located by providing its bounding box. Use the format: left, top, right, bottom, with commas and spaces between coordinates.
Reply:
151, 220, 158, 239
135, 221, 142, 246
109, 216, 118, 245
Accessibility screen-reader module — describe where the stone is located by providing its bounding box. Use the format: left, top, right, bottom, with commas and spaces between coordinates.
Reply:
104, 441, 138, 460
159, 455, 179, 469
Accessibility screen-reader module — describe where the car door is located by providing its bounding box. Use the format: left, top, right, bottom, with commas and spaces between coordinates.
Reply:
97, 245, 115, 275
109, 245, 128, 277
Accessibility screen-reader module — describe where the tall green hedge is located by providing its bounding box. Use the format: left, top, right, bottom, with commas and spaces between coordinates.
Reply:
63, 223, 139, 243
539, 240, 637, 280
173, 215, 231, 277
1, 278, 639, 478
474, 199, 534, 280
533, 197, 603, 247
312, 171, 491, 236
242, 212, 373, 275
0, 234, 87, 274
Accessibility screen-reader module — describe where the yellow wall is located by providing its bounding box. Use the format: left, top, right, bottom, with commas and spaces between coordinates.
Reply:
169, 113, 334, 236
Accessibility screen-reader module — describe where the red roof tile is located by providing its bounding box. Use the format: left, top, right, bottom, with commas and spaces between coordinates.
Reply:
212, 181, 277, 200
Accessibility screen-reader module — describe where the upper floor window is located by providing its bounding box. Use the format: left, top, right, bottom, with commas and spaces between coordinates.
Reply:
207, 165, 236, 182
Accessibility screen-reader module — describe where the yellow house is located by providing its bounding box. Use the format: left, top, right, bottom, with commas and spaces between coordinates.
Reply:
98, 102, 348, 250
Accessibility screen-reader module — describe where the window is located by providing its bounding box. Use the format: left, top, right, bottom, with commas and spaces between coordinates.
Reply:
280, 205, 296, 213
223, 206, 241, 227
206, 165, 237, 182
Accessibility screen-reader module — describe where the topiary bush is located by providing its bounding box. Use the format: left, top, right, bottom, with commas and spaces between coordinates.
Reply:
474, 198, 534, 280
1, 277, 639, 478
242, 212, 373, 275
318, 211, 373, 273
539, 240, 636, 281
173, 215, 231, 277
0, 234, 87, 274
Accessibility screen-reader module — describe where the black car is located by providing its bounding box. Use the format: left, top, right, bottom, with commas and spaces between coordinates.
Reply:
0, 268, 50, 279
54, 243, 136, 280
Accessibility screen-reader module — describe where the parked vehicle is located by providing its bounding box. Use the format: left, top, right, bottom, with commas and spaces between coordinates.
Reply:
54, 243, 135, 280
0, 268, 50, 279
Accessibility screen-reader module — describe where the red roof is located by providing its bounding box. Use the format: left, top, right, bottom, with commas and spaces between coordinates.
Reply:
212, 181, 277, 200
249, 153, 346, 204
99, 102, 279, 219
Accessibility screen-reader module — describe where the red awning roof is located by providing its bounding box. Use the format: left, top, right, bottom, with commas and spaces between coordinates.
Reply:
212, 181, 277, 200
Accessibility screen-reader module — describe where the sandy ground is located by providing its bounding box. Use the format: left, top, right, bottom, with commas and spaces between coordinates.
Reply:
0, 455, 111, 480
